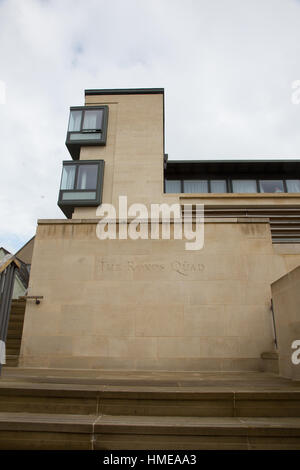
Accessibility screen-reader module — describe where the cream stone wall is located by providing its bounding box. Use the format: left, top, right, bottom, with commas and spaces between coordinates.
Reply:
19, 217, 291, 371
72, 92, 164, 219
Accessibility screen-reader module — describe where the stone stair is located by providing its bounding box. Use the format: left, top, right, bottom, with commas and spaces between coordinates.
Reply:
1, 369, 300, 449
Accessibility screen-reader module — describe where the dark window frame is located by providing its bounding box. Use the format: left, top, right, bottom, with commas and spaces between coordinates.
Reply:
58, 160, 105, 218
66, 106, 109, 160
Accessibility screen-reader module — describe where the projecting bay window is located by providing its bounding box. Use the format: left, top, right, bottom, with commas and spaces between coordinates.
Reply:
58, 160, 104, 218
66, 106, 108, 159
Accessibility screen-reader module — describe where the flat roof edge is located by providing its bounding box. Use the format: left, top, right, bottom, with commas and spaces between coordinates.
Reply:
85, 88, 164, 96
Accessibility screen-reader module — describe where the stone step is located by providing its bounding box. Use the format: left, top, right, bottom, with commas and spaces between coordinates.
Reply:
95, 415, 300, 450
6, 332, 22, 340
0, 368, 291, 385
6, 348, 22, 356
4, 356, 19, 368
1, 380, 300, 417
8, 317, 25, 322
7, 320, 24, 328
5, 339, 21, 347
8, 313, 25, 321
0, 413, 300, 450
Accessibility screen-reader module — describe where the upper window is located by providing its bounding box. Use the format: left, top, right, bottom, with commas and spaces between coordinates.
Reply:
259, 180, 284, 193
286, 180, 300, 193
210, 180, 227, 193
66, 106, 109, 159
164, 178, 300, 194
184, 180, 208, 193
165, 180, 181, 193
232, 180, 257, 193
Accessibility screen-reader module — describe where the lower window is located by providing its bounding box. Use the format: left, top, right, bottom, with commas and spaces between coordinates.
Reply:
58, 160, 104, 218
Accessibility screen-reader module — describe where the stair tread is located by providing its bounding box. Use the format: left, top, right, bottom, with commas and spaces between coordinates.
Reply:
98, 414, 300, 429
1, 379, 300, 397
1, 413, 300, 435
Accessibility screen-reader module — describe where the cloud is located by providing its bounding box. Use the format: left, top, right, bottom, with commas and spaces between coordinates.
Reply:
0, 0, 300, 251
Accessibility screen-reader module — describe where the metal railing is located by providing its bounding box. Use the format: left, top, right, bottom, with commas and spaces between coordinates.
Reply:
270, 299, 278, 350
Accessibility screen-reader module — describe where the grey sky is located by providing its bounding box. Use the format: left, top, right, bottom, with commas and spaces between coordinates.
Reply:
1, 0, 300, 252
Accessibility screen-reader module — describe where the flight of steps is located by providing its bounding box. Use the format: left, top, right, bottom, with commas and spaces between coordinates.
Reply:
5, 300, 26, 367
1, 370, 300, 449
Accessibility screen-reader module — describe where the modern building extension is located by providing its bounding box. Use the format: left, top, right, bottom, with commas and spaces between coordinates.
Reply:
18, 88, 300, 375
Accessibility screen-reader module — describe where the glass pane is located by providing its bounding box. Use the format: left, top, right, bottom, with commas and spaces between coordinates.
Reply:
259, 180, 284, 193
69, 132, 101, 141
165, 180, 181, 193
62, 191, 96, 200
83, 109, 103, 130
68, 110, 82, 132
184, 180, 208, 193
232, 180, 257, 193
210, 180, 227, 193
286, 180, 300, 193
77, 164, 98, 190
61, 165, 76, 190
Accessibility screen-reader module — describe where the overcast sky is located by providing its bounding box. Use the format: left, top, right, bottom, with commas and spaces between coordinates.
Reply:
1, 0, 300, 252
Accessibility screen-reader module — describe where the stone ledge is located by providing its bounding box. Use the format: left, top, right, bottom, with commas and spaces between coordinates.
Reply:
37, 218, 270, 225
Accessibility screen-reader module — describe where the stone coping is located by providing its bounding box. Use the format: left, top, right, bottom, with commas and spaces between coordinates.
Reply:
37, 217, 270, 225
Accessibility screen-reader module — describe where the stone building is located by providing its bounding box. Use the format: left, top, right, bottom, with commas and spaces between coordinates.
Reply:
19, 88, 300, 373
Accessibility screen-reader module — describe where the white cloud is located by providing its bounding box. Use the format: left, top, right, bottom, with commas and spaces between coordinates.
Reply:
0, 0, 300, 251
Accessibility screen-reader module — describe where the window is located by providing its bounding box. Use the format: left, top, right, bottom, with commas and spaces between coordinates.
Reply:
184, 180, 208, 193
165, 180, 181, 193
61, 165, 76, 189
210, 180, 227, 193
66, 106, 109, 159
68, 110, 82, 132
286, 180, 300, 193
164, 177, 298, 194
82, 109, 103, 131
259, 180, 284, 193
58, 160, 105, 218
232, 180, 257, 193
77, 164, 98, 189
